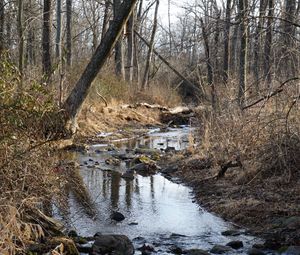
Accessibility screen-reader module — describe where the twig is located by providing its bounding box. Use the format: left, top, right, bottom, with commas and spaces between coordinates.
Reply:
242, 77, 299, 110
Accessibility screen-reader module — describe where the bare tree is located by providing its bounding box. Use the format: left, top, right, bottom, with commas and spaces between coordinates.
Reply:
62, 0, 138, 133
238, 0, 248, 107
0, 0, 4, 55
66, 0, 72, 67
264, 0, 273, 86
141, 0, 159, 90
114, 0, 125, 79
223, 0, 232, 84
42, 0, 52, 82
56, 0, 62, 60
17, 0, 24, 86
126, 13, 134, 83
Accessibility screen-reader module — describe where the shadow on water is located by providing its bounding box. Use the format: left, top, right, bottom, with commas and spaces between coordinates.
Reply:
55, 127, 263, 254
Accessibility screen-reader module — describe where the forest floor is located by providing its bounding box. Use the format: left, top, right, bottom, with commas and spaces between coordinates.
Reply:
74, 102, 300, 250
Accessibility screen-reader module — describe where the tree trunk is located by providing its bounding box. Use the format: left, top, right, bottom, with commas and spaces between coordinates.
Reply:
114, 0, 125, 79
101, 0, 110, 42
126, 13, 134, 83
56, 0, 62, 60
42, 0, 52, 83
141, 0, 159, 90
253, 0, 267, 91
66, 0, 72, 67
222, 0, 232, 84
62, 0, 138, 133
17, 0, 24, 86
264, 0, 273, 86
200, 18, 214, 109
238, 0, 248, 108
0, 0, 4, 55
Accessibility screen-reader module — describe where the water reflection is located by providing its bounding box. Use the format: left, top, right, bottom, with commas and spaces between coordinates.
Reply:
55, 127, 259, 254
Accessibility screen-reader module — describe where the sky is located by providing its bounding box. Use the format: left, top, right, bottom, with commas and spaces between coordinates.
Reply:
157, 0, 183, 26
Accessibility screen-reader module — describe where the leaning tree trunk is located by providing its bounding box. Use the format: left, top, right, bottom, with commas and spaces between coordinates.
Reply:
114, 0, 125, 79
62, 0, 138, 134
238, 0, 248, 108
66, 0, 72, 67
101, 0, 110, 42
42, 0, 52, 83
141, 0, 159, 90
222, 0, 232, 84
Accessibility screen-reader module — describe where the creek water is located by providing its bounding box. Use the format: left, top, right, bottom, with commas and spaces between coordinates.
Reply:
56, 127, 263, 254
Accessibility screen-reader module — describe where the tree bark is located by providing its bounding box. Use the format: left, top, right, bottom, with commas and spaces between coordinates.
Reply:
222, 0, 232, 84
42, 0, 52, 83
200, 18, 214, 109
114, 0, 125, 79
56, 0, 62, 60
0, 0, 4, 55
264, 0, 273, 86
17, 0, 24, 86
141, 0, 159, 90
62, 0, 138, 132
101, 0, 111, 42
238, 0, 248, 108
66, 0, 72, 67
126, 13, 134, 83
253, 0, 267, 91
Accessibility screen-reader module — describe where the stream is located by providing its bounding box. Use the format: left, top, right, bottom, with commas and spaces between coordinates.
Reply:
56, 126, 264, 254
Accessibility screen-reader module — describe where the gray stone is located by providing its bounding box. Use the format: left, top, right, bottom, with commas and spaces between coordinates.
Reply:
248, 248, 265, 255
121, 171, 134, 180
185, 248, 210, 255
226, 240, 243, 249
210, 245, 232, 254
111, 211, 125, 222
221, 230, 241, 236
284, 246, 300, 255
92, 234, 134, 255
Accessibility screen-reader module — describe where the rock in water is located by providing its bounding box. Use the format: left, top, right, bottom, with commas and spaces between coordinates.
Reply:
248, 248, 265, 255
210, 245, 232, 254
284, 246, 300, 255
111, 211, 125, 222
92, 234, 134, 255
226, 240, 243, 249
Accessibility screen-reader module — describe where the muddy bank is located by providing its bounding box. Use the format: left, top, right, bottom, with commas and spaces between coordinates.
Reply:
163, 154, 300, 250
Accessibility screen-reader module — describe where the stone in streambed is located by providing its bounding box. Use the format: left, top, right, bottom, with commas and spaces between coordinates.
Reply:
111, 211, 125, 222
185, 248, 210, 255
248, 248, 265, 255
221, 229, 241, 236
138, 243, 155, 254
284, 246, 300, 255
121, 170, 134, 180
92, 234, 134, 255
210, 245, 232, 254
226, 240, 243, 249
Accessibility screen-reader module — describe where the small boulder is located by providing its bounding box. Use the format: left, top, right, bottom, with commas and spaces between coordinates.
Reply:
210, 245, 232, 254
226, 240, 243, 249
161, 165, 178, 175
248, 248, 265, 255
221, 230, 241, 236
92, 234, 134, 255
138, 243, 155, 254
169, 245, 184, 254
111, 211, 125, 222
185, 248, 210, 255
121, 171, 134, 180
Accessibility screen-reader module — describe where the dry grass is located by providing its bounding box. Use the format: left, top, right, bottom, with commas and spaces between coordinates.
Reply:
0, 56, 64, 254
198, 80, 300, 184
